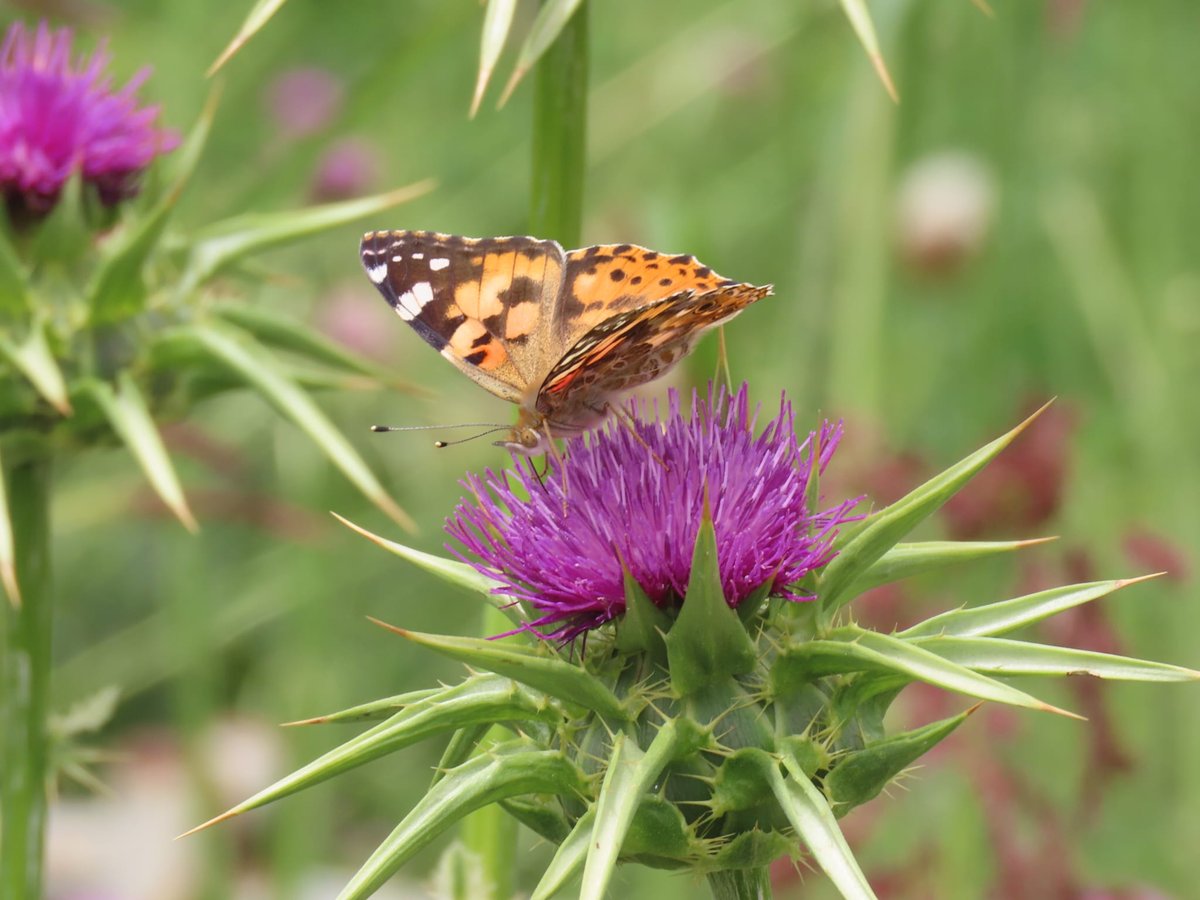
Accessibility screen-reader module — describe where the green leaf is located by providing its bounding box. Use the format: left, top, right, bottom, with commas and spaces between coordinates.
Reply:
708, 830, 795, 872
500, 0, 584, 106
824, 706, 977, 810
182, 676, 557, 836
86, 89, 217, 325
614, 564, 669, 658
337, 742, 587, 900
331, 513, 515, 616
914, 636, 1200, 682
531, 807, 594, 900
172, 323, 414, 530
710, 747, 776, 816
753, 747, 877, 900
0, 443, 19, 606
0, 320, 72, 415
819, 405, 1051, 621
78, 374, 198, 532
0, 224, 30, 317
774, 626, 1081, 718
837, 0, 898, 101
580, 723, 683, 900
471, 0, 518, 116
433, 723, 493, 784
213, 303, 425, 394
851, 537, 1056, 594
620, 796, 694, 861
898, 575, 1160, 640
500, 796, 572, 845
281, 688, 441, 726
177, 180, 435, 299
371, 622, 629, 722
665, 505, 757, 696
208, 0, 291, 75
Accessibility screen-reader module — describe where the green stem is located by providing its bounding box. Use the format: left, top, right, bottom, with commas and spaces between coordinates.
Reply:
1, 451, 53, 900
707, 867, 774, 900
529, 0, 589, 246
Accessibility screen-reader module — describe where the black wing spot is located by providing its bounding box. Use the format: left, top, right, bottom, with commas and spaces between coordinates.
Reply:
668, 254, 691, 265
631, 276, 642, 285
464, 350, 488, 366
610, 269, 626, 282
659, 278, 672, 286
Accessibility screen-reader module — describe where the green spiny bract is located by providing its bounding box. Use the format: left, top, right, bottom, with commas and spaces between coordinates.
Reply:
193, 408, 1199, 900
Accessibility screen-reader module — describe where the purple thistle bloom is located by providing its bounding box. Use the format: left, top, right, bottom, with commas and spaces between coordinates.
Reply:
447, 383, 860, 641
0, 20, 178, 217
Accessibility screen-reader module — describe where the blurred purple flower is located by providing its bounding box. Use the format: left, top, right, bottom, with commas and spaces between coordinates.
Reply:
0, 20, 178, 216
264, 66, 343, 140
447, 384, 859, 640
310, 136, 380, 202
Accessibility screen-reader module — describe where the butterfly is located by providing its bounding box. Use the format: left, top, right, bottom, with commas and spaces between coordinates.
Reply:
360, 230, 771, 454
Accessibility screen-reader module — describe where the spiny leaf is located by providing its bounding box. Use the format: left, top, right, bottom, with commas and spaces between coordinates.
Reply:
776, 626, 1082, 719
665, 502, 757, 696
914, 636, 1200, 682
78, 374, 198, 532
824, 705, 978, 809
0, 320, 72, 415
501, 796, 572, 846
614, 562, 669, 659
337, 742, 587, 900
86, 87, 218, 324
177, 179, 435, 298
332, 513, 508, 608
171, 323, 414, 530
531, 807, 594, 900
837, 0, 898, 101
898, 574, 1163, 640
433, 724, 493, 785
213, 303, 425, 394
181, 676, 554, 836
282, 688, 441, 726
499, 0, 584, 106
471, 0, 518, 117
820, 404, 1051, 621
208, 0, 291, 75
754, 747, 877, 900
581, 723, 683, 900
370, 622, 629, 722
851, 537, 1056, 594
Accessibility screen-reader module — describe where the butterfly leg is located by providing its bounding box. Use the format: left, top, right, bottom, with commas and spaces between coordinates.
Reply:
607, 402, 670, 472
541, 420, 570, 514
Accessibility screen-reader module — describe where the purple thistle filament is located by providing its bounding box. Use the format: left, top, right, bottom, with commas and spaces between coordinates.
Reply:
446, 384, 860, 640
0, 20, 178, 216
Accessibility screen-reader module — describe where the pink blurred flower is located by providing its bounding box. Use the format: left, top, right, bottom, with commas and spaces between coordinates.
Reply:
264, 66, 343, 139
310, 136, 380, 202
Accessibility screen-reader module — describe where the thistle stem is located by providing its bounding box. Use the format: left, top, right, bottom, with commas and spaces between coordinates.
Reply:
529, 0, 589, 246
707, 867, 774, 900
1, 451, 53, 899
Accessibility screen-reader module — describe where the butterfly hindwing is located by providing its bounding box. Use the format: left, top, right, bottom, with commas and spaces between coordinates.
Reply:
360, 231, 567, 402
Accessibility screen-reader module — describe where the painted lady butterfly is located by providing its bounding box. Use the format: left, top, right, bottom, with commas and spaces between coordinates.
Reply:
360, 231, 770, 454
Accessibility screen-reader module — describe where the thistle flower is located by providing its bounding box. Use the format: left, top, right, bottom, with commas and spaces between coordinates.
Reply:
447, 384, 860, 640
0, 20, 178, 216
198, 400, 1200, 900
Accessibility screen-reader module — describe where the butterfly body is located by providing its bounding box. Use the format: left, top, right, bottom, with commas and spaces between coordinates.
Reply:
360, 230, 770, 453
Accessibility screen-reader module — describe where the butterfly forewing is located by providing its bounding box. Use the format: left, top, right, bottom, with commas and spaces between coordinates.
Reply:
360, 230, 566, 401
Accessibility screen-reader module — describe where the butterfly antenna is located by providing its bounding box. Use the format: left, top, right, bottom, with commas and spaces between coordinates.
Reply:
433, 426, 512, 448
370, 422, 507, 433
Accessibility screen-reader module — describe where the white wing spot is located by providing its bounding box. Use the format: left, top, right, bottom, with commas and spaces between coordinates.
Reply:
410, 252, 424, 260
394, 291, 418, 321
429, 258, 450, 271
366, 262, 387, 284
391, 254, 405, 262
412, 282, 434, 304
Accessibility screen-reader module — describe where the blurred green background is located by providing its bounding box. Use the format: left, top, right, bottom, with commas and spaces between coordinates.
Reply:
15, 0, 1198, 897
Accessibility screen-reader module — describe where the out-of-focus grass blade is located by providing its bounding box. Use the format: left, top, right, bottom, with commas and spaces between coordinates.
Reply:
851, 537, 1056, 594
213, 303, 424, 395
837, 0, 898, 101
87, 88, 218, 325
898, 574, 1163, 640
580, 723, 680, 900
915, 636, 1200, 682
760, 747, 876, 900
0, 320, 72, 415
0, 444, 20, 607
499, 0, 583, 107
472, 0, 518, 117
820, 404, 1050, 621
176, 323, 415, 531
371, 622, 629, 722
331, 513, 506, 604
0, 224, 29, 316
208, 0, 291, 76
531, 807, 593, 900
78, 373, 198, 532
178, 179, 435, 298
337, 743, 587, 900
